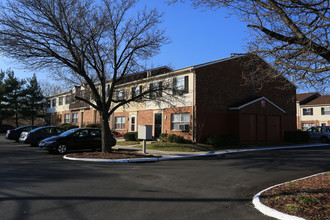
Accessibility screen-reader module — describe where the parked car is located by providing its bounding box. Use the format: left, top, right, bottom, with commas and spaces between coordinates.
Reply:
0, 124, 14, 133
39, 128, 117, 154
5, 125, 39, 142
19, 126, 66, 146
306, 126, 330, 143
112, 131, 124, 138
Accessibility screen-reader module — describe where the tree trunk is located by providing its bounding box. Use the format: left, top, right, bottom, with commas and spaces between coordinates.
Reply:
100, 111, 112, 153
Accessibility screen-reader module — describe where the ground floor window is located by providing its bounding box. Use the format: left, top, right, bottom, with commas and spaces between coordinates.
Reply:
64, 114, 70, 123
302, 123, 314, 131
72, 113, 79, 123
171, 113, 190, 131
115, 117, 125, 130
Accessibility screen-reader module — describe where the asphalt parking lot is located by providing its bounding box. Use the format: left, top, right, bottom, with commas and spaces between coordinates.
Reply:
1, 134, 330, 220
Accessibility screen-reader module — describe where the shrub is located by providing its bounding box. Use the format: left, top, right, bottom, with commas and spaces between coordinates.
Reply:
86, 123, 101, 128
159, 133, 168, 142
285, 130, 309, 143
167, 134, 177, 143
204, 135, 239, 147
60, 123, 78, 130
124, 132, 138, 141
167, 134, 190, 144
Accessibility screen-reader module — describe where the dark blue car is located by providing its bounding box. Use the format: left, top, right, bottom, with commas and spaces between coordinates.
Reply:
39, 128, 116, 154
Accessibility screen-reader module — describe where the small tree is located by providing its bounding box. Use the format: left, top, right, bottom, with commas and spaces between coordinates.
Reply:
21, 74, 45, 125
4, 70, 26, 127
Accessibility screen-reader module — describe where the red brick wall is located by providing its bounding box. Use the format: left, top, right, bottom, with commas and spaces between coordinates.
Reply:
194, 55, 296, 143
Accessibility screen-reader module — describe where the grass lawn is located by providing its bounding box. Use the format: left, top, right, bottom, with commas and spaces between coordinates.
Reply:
116, 141, 140, 146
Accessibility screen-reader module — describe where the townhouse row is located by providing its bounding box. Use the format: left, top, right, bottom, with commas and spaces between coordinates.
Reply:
46, 54, 297, 143
296, 92, 330, 130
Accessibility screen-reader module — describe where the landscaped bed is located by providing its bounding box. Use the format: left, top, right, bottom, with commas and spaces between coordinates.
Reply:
260, 172, 330, 220
66, 150, 158, 159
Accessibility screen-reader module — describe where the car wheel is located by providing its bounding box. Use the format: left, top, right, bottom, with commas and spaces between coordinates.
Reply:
57, 144, 67, 154
320, 136, 328, 143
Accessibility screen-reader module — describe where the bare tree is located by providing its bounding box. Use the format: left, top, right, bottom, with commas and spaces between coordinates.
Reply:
0, 0, 169, 152
170, 0, 330, 90
40, 80, 66, 97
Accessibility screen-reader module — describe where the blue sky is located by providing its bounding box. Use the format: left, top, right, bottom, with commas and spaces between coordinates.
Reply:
0, 0, 313, 93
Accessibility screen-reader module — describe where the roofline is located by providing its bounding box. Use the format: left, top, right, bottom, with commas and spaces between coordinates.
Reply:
193, 54, 246, 69
229, 96, 286, 113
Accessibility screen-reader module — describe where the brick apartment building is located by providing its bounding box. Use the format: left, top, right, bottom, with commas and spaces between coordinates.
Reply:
46, 54, 296, 143
297, 92, 330, 130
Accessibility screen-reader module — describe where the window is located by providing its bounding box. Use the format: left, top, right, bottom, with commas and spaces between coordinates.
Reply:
132, 86, 142, 98
302, 123, 314, 131
321, 107, 330, 115
81, 90, 86, 98
71, 93, 76, 103
303, 108, 313, 115
59, 97, 63, 105
173, 76, 188, 95
116, 90, 125, 100
64, 114, 70, 123
52, 98, 56, 107
72, 113, 79, 123
65, 95, 70, 104
46, 100, 51, 108
115, 117, 125, 130
149, 82, 162, 98
171, 113, 190, 131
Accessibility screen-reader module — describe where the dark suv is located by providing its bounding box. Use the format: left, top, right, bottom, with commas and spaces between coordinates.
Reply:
19, 126, 66, 146
39, 128, 117, 154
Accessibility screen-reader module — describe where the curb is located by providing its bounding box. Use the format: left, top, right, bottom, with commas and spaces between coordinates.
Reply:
252, 172, 329, 220
63, 143, 328, 163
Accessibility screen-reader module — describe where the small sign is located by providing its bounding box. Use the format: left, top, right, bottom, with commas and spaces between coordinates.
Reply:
261, 100, 266, 108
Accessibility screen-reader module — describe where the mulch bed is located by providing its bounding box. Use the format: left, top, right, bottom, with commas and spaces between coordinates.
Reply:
66, 150, 158, 159
260, 173, 330, 220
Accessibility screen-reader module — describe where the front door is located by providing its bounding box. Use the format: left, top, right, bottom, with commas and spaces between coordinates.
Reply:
154, 113, 162, 138
130, 116, 136, 132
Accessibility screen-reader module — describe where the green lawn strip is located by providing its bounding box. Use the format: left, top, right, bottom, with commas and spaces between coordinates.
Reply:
116, 141, 140, 146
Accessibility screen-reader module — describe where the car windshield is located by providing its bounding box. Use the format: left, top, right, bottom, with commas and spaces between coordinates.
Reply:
59, 128, 80, 137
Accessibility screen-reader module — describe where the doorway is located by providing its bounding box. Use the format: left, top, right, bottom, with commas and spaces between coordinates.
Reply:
130, 115, 136, 132
154, 113, 162, 138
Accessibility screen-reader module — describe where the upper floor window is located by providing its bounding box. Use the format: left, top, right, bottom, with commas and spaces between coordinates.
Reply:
321, 107, 330, 115
81, 90, 86, 98
52, 98, 56, 107
132, 85, 142, 98
116, 90, 125, 101
173, 76, 188, 95
46, 100, 51, 108
65, 95, 70, 104
149, 82, 162, 98
59, 97, 63, 106
303, 108, 313, 115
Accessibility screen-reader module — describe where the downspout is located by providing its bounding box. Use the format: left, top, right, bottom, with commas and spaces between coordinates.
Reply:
192, 69, 196, 142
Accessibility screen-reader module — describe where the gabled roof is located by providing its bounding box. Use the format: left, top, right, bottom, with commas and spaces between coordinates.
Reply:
296, 92, 320, 104
229, 96, 286, 113
301, 95, 330, 106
